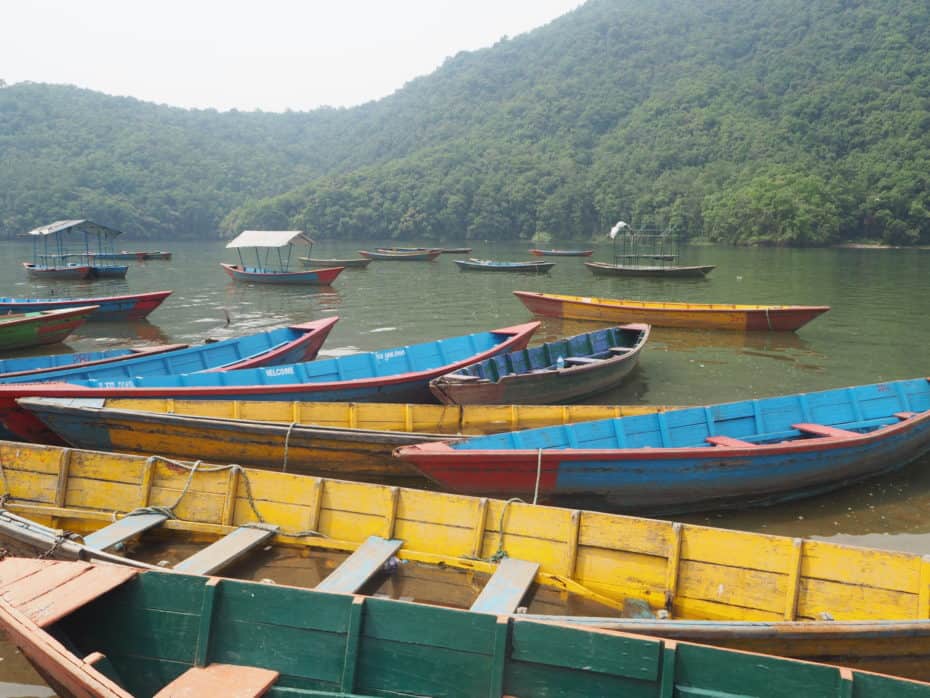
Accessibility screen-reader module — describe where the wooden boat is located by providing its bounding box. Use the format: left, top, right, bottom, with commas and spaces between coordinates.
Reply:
513, 290, 831, 331
0, 306, 98, 352
221, 262, 344, 285
585, 260, 715, 277
397, 378, 930, 512
87, 263, 129, 279
454, 258, 555, 272
4, 559, 928, 698
0, 290, 173, 321
4, 443, 930, 679
359, 249, 442, 261
429, 324, 650, 405
17, 397, 672, 481
0, 322, 537, 443
529, 248, 594, 256
298, 256, 372, 268
0, 344, 187, 379
22, 262, 92, 280
89, 250, 172, 261
438, 246, 472, 253
379, 246, 472, 254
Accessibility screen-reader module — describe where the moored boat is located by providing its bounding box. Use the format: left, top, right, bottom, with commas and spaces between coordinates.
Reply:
17, 397, 672, 480
513, 290, 831, 331
0, 321, 537, 442
396, 378, 930, 513
585, 260, 715, 277
298, 256, 372, 268
429, 324, 649, 405
454, 258, 555, 272
89, 250, 172, 261
0, 306, 99, 352
6, 558, 926, 698
359, 248, 442, 261
221, 262, 344, 285
0, 290, 173, 321
529, 248, 594, 256
22, 262, 92, 280
223, 230, 343, 284
0, 344, 187, 379
3, 442, 930, 679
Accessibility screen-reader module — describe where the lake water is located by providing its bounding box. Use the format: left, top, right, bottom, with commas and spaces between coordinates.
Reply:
1, 238, 929, 691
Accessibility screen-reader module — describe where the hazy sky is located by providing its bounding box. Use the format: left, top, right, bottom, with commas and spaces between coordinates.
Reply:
2, 0, 582, 112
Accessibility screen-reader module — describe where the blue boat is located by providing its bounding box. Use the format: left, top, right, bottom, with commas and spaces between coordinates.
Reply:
454, 258, 554, 273
0, 291, 173, 321
0, 322, 540, 443
396, 378, 930, 513
22, 220, 133, 280
0, 344, 188, 380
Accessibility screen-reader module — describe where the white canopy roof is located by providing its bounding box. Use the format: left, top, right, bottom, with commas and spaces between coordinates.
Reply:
226, 230, 313, 248
24, 219, 123, 238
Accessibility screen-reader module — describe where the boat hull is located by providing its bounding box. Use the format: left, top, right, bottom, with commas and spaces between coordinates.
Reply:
0, 345, 187, 379
0, 306, 98, 352
529, 249, 593, 256
221, 263, 344, 285
585, 261, 715, 277
22, 263, 91, 280
88, 264, 129, 278
0, 290, 173, 321
397, 379, 930, 512
455, 259, 554, 272
299, 256, 372, 268
358, 249, 442, 261
513, 290, 831, 331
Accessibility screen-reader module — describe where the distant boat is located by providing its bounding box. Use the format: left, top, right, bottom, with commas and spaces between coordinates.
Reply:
529, 248, 594, 257
0, 306, 99, 351
87, 250, 172, 261
22, 220, 133, 280
585, 261, 715, 278
22, 262, 92, 280
223, 230, 344, 285
298, 256, 372, 268
0, 290, 173, 321
438, 246, 472, 253
429, 324, 649, 405
379, 246, 473, 254
396, 378, 930, 513
513, 291, 830, 331
454, 258, 554, 273
359, 249, 442, 261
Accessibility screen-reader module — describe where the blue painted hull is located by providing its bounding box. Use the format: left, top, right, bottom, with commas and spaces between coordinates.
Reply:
396, 378, 930, 513
0, 291, 172, 321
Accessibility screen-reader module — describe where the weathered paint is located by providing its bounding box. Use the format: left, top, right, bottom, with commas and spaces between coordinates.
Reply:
5, 441, 930, 677
0, 307, 98, 351
220, 262, 344, 285
513, 290, 830, 331
0, 290, 172, 321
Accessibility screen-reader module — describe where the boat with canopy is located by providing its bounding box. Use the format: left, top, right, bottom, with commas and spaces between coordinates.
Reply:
222, 230, 345, 285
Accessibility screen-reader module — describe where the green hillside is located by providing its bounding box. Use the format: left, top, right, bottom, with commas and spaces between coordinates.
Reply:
3, 0, 930, 245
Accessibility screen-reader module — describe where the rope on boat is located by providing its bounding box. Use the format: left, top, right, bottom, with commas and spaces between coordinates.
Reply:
533, 448, 544, 505
281, 421, 298, 472
765, 307, 773, 330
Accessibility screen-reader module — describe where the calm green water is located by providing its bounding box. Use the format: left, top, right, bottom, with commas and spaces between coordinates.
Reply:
1, 239, 930, 691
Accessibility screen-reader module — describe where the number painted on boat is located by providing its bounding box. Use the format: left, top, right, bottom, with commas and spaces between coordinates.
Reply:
264, 366, 295, 377
375, 349, 406, 362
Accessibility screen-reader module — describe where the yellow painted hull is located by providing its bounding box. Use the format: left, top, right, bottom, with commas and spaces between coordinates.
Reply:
1, 440, 930, 678
21, 398, 676, 478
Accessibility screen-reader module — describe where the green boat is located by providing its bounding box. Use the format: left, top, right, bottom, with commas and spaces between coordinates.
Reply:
0, 305, 98, 351
1, 558, 926, 698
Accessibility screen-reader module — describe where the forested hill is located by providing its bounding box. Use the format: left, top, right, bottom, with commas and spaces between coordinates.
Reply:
4, 0, 930, 245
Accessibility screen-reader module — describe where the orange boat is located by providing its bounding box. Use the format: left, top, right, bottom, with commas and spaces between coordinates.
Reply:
513, 290, 830, 331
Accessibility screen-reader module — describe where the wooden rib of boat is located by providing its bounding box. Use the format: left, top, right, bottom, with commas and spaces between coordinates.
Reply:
0, 306, 99, 352
7, 560, 926, 698
0, 322, 537, 443
397, 378, 930, 513
585, 261, 715, 277
22, 262, 92, 280
429, 324, 649, 405
513, 290, 831, 331
298, 256, 372, 268
0, 345, 187, 380
220, 262, 344, 285
0, 290, 173, 321
454, 258, 555, 272
3, 443, 930, 679
17, 397, 673, 481
529, 248, 594, 257
358, 249, 442, 261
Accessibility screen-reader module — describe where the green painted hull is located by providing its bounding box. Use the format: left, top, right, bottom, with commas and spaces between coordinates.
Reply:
0, 307, 96, 351
26, 563, 930, 697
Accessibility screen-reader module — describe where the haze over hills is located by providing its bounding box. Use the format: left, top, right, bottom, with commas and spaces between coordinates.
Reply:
2, 0, 929, 245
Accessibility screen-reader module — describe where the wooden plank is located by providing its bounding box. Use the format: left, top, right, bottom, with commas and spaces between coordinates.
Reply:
896, 411, 919, 420
563, 356, 604, 365
705, 435, 757, 448
83, 513, 168, 551
20, 563, 139, 628
153, 663, 279, 698
470, 557, 539, 614
174, 525, 278, 575
792, 422, 858, 438
316, 536, 403, 593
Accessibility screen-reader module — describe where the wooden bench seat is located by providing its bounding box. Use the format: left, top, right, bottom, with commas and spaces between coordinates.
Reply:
791, 423, 858, 438
174, 525, 278, 576
705, 435, 757, 448
470, 557, 539, 614
83, 513, 168, 551
316, 536, 402, 594
154, 663, 279, 698
895, 411, 919, 420
563, 356, 605, 365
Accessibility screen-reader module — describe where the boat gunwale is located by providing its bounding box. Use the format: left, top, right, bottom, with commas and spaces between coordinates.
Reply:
514, 290, 830, 314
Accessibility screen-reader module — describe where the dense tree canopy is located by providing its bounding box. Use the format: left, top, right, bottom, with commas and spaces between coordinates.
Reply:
3, 0, 930, 245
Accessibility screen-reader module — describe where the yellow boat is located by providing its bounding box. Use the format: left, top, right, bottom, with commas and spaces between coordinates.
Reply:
1, 440, 930, 680
18, 397, 673, 483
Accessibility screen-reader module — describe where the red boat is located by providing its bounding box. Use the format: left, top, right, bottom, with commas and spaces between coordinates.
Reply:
0, 290, 173, 321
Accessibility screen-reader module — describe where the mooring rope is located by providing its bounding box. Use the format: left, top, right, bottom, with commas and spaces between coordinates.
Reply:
281, 421, 298, 472
533, 448, 544, 505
